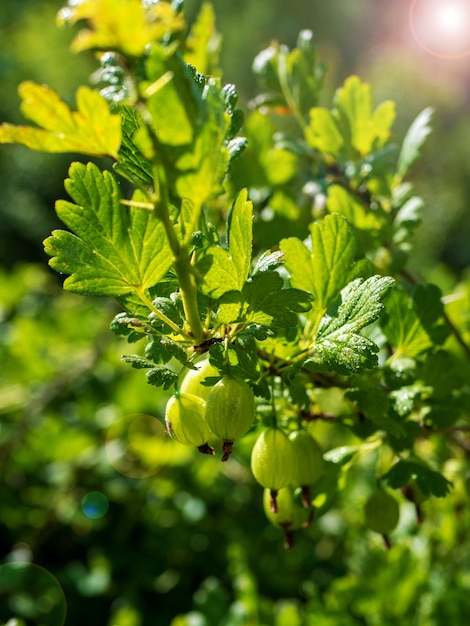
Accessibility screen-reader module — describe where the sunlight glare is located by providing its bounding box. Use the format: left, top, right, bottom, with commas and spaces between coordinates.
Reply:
410, 0, 470, 59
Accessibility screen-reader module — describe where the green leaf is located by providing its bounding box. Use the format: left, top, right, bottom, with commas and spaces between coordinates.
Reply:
383, 460, 452, 497
145, 47, 200, 147
174, 79, 232, 206
305, 107, 343, 158
114, 106, 153, 187
121, 355, 155, 370
243, 271, 313, 328
381, 284, 448, 359
326, 185, 388, 253
146, 366, 178, 390
227, 189, 253, 289
230, 111, 298, 189
318, 275, 395, 337
146, 336, 189, 366
346, 386, 406, 438
313, 275, 394, 374
198, 190, 252, 298
0, 82, 121, 158
334, 76, 395, 157
396, 107, 434, 180
281, 213, 357, 316
208, 341, 259, 381
43, 162, 172, 297
183, 2, 222, 76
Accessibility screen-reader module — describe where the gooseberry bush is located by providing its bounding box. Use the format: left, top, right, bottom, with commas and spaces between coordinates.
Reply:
2, 0, 469, 549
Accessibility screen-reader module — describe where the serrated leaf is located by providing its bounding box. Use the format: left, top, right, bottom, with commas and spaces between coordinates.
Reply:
314, 275, 394, 374
314, 332, 379, 374
334, 76, 395, 156
208, 341, 259, 381
0, 82, 121, 158
381, 284, 448, 359
243, 271, 313, 328
114, 106, 153, 187
146, 366, 178, 390
60, 0, 185, 57
318, 276, 395, 337
198, 189, 252, 298
44, 162, 172, 296
121, 355, 155, 370
396, 107, 434, 180
281, 213, 357, 318
145, 47, 200, 147
383, 460, 452, 497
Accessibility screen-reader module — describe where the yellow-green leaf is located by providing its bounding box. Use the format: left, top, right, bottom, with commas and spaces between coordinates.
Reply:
0, 82, 121, 158
305, 107, 343, 158
183, 2, 222, 76
58, 0, 185, 57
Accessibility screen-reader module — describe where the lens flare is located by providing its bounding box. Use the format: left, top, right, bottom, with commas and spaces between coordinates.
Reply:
105, 413, 172, 479
0, 562, 67, 626
409, 0, 470, 59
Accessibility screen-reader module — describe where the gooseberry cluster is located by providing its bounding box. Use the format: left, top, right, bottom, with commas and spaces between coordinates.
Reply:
165, 357, 255, 461
165, 357, 326, 547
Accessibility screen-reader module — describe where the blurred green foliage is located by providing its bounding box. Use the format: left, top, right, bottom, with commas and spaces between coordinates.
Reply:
1, 1, 469, 625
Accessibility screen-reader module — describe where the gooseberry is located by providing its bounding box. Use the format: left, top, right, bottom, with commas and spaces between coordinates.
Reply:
251, 427, 297, 512
364, 488, 400, 538
165, 392, 215, 455
289, 430, 324, 507
205, 376, 255, 461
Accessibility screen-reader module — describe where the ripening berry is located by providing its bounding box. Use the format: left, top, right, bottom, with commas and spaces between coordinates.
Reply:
364, 488, 400, 537
263, 486, 312, 549
251, 427, 297, 512
165, 392, 214, 455
179, 357, 220, 401
205, 377, 255, 461
289, 430, 324, 507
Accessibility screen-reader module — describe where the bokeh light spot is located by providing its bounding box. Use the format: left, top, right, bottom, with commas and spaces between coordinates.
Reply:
105, 413, 172, 479
410, 0, 470, 59
0, 562, 67, 626
81, 491, 109, 520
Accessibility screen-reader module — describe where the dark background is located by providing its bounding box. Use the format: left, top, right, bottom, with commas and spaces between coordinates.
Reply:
1, 2, 469, 625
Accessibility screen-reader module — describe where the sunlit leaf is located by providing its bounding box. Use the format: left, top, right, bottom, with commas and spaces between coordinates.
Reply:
197, 189, 252, 298
59, 0, 185, 57
396, 107, 434, 180
0, 82, 121, 158
44, 162, 172, 296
